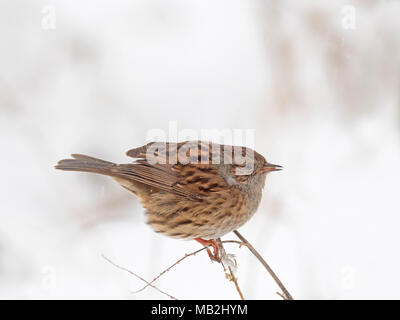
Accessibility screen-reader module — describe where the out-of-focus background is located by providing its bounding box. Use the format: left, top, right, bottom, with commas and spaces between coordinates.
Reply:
1, 0, 399, 299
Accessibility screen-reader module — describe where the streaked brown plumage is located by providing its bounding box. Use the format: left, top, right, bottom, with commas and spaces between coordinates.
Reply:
55, 141, 281, 260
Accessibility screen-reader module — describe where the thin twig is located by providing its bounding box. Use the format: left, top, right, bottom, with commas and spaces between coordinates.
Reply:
228, 266, 244, 300
101, 254, 177, 300
217, 239, 245, 300
133, 240, 247, 294
276, 291, 286, 299
132, 246, 209, 294
233, 230, 294, 300
219, 240, 250, 248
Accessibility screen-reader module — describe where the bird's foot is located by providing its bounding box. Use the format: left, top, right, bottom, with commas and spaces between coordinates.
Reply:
194, 238, 220, 262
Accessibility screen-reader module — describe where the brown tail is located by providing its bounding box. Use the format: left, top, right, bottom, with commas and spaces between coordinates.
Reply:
55, 154, 116, 175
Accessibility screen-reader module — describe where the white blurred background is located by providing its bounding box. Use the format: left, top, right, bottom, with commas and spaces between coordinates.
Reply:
0, 0, 399, 299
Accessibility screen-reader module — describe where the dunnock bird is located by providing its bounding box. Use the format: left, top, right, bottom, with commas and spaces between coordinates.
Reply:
55, 141, 281, 261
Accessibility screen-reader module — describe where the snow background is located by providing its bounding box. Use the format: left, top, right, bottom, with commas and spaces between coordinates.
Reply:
0, 0, 399, 299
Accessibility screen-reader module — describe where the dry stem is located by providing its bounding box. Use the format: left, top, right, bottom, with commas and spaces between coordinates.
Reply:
217, 238, 245, 300
104, 231, 293, 301
133, 240, 246, 295
228, 266, 244, 300
102, 254, 177, 300
233, 230, 294, 300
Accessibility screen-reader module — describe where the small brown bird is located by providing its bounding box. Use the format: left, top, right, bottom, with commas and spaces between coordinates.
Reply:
55, 141, 281, 261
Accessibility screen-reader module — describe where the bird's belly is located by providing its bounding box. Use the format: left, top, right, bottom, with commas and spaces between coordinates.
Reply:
145, 191, 256, 240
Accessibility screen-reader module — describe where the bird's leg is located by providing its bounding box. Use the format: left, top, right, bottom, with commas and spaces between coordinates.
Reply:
194, 238, 220, 262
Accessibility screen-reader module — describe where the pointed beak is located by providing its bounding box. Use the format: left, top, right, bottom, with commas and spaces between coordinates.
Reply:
258, 162, 283, 173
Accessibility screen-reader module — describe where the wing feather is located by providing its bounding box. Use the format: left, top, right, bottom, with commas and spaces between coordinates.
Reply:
120, 141, 233, 201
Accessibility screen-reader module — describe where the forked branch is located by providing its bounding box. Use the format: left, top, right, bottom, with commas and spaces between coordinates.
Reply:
102, 254, 177, 300
104, 231, 293, 300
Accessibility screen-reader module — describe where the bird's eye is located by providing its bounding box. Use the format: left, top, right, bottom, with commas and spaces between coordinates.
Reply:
234, 163, 254, 176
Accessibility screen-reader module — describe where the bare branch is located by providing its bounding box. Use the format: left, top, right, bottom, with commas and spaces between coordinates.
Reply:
132, 246, 208, 294
217, 239, 245, 300
233, 230, 294, 300
133, 240, 247, 294
101, 254, 177, 300
118, 231, 291, 301
228, 266, 244, 300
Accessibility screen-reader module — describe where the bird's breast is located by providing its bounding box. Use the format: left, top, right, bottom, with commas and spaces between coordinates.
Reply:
144, 185, 262, 240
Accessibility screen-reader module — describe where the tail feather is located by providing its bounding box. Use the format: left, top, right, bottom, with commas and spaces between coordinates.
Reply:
55, 154, 115, 175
